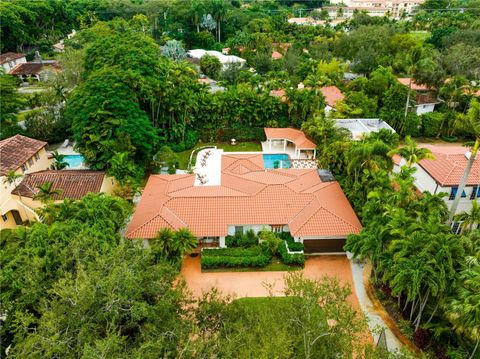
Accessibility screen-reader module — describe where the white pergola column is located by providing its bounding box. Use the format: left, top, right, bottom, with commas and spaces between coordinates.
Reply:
269, 139, 272, 151
219, 236, 226, 248
313, 149, 316, 159
283, 139, 287, 151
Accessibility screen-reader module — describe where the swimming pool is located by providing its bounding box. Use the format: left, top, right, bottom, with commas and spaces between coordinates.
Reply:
63, 154, 85, 169
263, 154, 291, 169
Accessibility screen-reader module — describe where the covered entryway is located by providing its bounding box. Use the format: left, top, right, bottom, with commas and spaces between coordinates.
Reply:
303, 238, 346, 253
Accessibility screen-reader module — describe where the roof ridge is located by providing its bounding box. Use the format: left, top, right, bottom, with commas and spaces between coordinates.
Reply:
288, 197, 319, 227
161, 206, 188, 228
318, 206, 362, 231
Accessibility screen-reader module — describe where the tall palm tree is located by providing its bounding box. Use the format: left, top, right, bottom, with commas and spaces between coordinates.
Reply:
455, 201, 480, 232
389, 136, 435, 167
34, 181, 62, 204
449, 99, 480, 223
50, 150, 69, 170
211, 0, 227, 42
191, 0, 203, 33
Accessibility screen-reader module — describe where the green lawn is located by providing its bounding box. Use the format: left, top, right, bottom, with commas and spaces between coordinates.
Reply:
176, 141, 262, 169
201, 257, 302, 273
410, 31, 431, 42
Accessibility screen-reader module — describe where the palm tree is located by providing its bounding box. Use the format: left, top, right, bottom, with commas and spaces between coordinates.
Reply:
389, 136, 435, 167
449, 99, 480, 223
211, 0, 227, 42
446, 262, 480, 359
34, 181, 62, 204
3, 170, 28, 223
191, 0, 204, 33
455, 201, 480, 232
172, 227, 197, 255
50, 150, 69, 170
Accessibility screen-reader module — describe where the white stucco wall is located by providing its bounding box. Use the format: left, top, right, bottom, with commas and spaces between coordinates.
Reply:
227, 224, 290, 236
415, 104, 435, 115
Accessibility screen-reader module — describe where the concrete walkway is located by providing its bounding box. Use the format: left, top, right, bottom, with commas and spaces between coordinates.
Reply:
349, 259, 404, 352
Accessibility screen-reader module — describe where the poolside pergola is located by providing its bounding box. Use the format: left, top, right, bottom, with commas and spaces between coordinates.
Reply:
264, 128, 317, 159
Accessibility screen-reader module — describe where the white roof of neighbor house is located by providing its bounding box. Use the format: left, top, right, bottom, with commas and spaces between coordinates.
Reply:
334, 119, 395, 140
187, 49, 246, 65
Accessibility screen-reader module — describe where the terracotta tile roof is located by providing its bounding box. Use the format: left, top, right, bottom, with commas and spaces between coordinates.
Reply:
264, 128, 316, 149
272, 51, 283, 59
269, 89, 287, 102
320, 86, 345, 107
11, 170, 106, 200
397, 78, 430, 91
126, 154, 361, 239
0, 52, 25, 64
417, 145, 480, 186
9, 61, 60, 75
0, 135, 47, 175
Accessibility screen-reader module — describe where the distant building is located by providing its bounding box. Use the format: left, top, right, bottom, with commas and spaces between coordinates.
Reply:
334, 118, 396, 140
9, 60, 61, 82
287, 17, 345, 27
0, 52, 27, 73
393, 144, 480, 232
397, 78, 440, 115
320, 86, 345, 114
323, 0, 424, 19
187, 49, 246, 69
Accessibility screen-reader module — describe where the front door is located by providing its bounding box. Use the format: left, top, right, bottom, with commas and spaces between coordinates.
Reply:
11, 210, 23, 225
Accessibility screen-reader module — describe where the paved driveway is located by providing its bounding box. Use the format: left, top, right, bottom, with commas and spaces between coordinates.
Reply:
180, 255, 360, 308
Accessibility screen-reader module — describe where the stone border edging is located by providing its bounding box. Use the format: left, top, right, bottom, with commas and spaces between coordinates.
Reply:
363, 261, 422, 355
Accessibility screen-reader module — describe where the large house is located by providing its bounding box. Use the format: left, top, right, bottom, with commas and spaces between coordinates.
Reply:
1, 135, 52, 229
187, 49, 246, 69
393, 144, 480, 233
0, 134, 116, 230
127, 132, 361, 253
334, 118, 396, 140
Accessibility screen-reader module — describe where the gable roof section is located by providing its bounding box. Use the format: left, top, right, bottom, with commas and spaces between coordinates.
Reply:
264, 128, 316, 149
126, 154, 361, 239
397, 78, 430, 91
418, 145, 480, 186
0, 135, 47, 175
11, 170, 105, 200
0, 52, 25, 64
320, 86, 345, 108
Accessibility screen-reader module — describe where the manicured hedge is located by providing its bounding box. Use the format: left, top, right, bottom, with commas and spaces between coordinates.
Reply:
201, 246, 271, 269
278, 241, 305, 266
225, 230, 258, 247
279, 232, 304, 252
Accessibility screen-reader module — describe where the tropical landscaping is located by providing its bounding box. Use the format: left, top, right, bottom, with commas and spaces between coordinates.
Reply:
1, 0, 480, 358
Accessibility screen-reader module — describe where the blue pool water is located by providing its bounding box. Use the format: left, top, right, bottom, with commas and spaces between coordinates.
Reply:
64, 154, 85, 168
263, 154, 291, 169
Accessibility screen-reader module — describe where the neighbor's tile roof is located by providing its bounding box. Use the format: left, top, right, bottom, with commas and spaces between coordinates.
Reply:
0, 52, 25, 64
271, 51, 283, 59
11, 170, 106, 200
0, 135, 47, 175
320, 86, 345, 107
269, 89, 287, 102
126, 154, 361, 239
9, 61, 60, 75
264, 128, 316, 149
418, 145, 480, 186
397, 78, 430, 91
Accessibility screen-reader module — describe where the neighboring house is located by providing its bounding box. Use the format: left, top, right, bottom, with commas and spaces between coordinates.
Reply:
0, 52, 27, 73
0, 135, 51, 229
126, 152, 361, 253
187, 49, 246, 69
272, 51, 283, 60
320, 85, 345, 115
397, 78, 440, 115
393, 145, 480, 233
53, 29, 77, 52
263, 127, 317, 159
323, 0, 423, 18
11, 170, 116, 213
334, 118, 396, 140
9, 60, 61, 82
269, 89, 288, 102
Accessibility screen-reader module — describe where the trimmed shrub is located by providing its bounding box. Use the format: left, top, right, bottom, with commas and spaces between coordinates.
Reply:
201, 246, 271, 269
279, 232, 304, 252
278, 241, 305, 266
225, 231, 258, 247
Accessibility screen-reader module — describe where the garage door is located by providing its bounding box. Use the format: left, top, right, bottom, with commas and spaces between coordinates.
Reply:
303, 239, 346, 253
